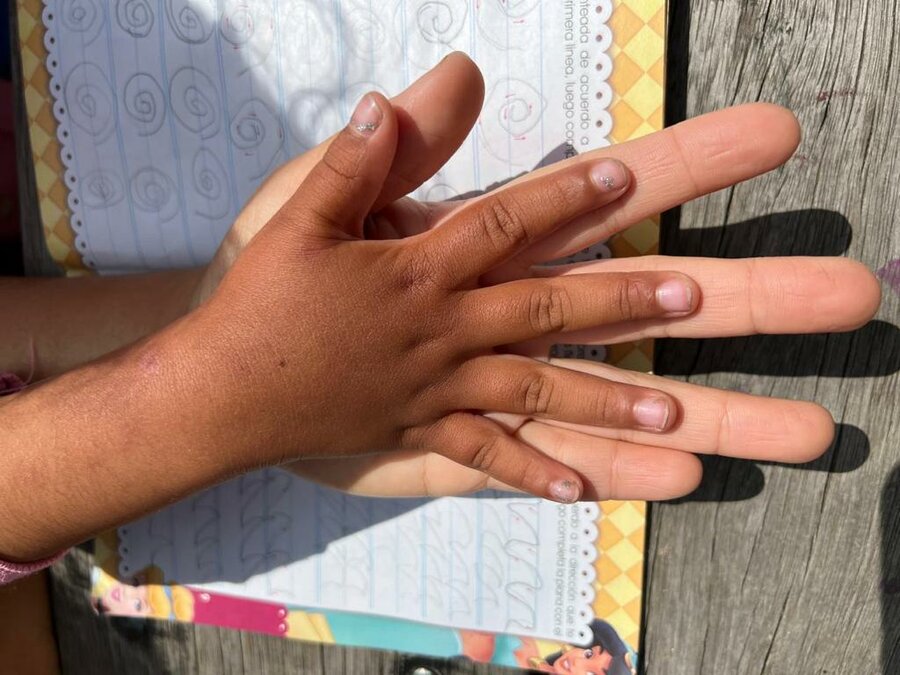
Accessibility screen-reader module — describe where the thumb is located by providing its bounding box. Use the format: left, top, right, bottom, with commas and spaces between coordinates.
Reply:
285, 93, 398, 239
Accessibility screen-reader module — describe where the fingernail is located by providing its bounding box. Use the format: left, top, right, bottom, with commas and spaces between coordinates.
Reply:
634, 398, 671, 431
549, 479, 581, 504
657, 280, 694, 313
350, 94, 383, 135
589, 159, 629, 192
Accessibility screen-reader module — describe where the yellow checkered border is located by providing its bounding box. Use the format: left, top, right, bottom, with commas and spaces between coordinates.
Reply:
17, 1, 85, 271
592, 0, 666, 652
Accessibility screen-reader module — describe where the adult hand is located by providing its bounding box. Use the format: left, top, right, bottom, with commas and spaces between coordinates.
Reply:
201, 54, 880, 501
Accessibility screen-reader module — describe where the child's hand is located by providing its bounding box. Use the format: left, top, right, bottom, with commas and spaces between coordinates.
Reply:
175, 93, 698, 503
193, 52, 484, 307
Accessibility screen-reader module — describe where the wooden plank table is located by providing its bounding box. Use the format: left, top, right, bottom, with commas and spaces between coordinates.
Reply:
13, 1, 900, 672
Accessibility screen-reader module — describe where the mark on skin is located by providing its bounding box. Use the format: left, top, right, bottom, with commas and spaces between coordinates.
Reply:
278, 359, 287, 369
137, 351, 161, 375
877, 259, 900, 297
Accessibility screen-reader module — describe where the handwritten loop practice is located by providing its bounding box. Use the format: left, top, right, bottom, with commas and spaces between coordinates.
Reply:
119, 470, 600, 642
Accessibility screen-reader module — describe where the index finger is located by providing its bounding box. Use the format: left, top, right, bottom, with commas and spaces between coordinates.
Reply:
485, 103, 802, 279
422, 159, 630, 286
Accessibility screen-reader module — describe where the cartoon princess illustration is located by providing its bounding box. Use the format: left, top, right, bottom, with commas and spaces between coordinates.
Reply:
513, 620, 636, 674
92, 566, 193, 621
90, 563, 637, 672
452, 620, 636, 673
91, 566, 290, 637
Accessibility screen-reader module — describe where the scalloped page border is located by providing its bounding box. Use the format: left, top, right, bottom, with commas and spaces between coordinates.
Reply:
35, 0, 618, 274
39, 1, 97, 269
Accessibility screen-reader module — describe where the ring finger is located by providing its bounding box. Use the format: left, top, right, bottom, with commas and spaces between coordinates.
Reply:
454, 355, 679, 432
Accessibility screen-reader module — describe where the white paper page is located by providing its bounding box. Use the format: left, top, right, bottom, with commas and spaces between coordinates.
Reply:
119, 470, 601, 644
44, 0, 614, 273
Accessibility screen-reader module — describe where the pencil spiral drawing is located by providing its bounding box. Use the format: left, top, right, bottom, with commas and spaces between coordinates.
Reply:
169, 67, 221, 139
130, 167, 179, 221
165, 0, 216, 44
191, 149, 231, 220
115, 0, 155, 38
123, 73, 166, 136
81, 170, 124, 208
59, 0, 106, 45
64, 63, 117, 142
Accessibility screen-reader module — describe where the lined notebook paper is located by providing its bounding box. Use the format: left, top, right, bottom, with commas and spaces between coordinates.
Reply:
44, 0, 615, 273
19, 0, 667, 668
119, 473, 601, 643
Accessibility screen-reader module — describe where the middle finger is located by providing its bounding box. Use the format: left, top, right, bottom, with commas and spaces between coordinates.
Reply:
514, 255, 880, 353
456, 271, 698, 349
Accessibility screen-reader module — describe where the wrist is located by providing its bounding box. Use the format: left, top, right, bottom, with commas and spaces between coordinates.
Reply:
0, 323, 250, 561
146, 306, 293, 474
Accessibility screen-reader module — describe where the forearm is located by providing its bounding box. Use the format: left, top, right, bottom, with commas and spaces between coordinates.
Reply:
0, 312, 256, 562
0, 269, 203, 380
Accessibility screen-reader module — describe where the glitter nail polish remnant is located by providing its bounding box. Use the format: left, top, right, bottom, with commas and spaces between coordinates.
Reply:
549, 479, 580, 503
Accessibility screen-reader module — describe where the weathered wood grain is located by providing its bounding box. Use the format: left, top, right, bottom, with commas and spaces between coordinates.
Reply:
14, 0, 900, 673
646, 1, 900, 674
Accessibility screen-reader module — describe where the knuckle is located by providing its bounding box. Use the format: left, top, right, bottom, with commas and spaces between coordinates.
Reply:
502, 452, 539, 491
589, 384, 620, 423
543, 174, 581, 212
399, 423, 429, 450
468, 436, 501, 472
616, 278, 655, 320
527, 285, 572, 334
476, 193, 530, 252
319, 136, 365, 191
391, 245, 442, 295
666, 127, 704, 196
520, 371, 556, 416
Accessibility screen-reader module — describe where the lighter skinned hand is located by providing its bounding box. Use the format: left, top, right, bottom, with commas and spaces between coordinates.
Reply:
195, 54, 880, 501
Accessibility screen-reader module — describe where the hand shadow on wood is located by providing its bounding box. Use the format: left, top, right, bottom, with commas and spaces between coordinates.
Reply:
657, 208, 900, 379
668, 423, 870, 503
881, 464, 900, 673
655, 206, 892, 506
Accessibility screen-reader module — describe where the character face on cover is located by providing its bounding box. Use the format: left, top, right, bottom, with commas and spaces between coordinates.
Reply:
524, 620, 636, 675
97, 581, 150, 617
546, 645, 614, 674
92, 567, 194, 621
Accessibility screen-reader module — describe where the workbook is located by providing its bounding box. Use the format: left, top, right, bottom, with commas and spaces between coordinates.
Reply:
19, 0, 665, 668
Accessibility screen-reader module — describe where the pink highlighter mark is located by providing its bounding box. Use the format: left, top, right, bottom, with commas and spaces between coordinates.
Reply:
877, 259, 900, 297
